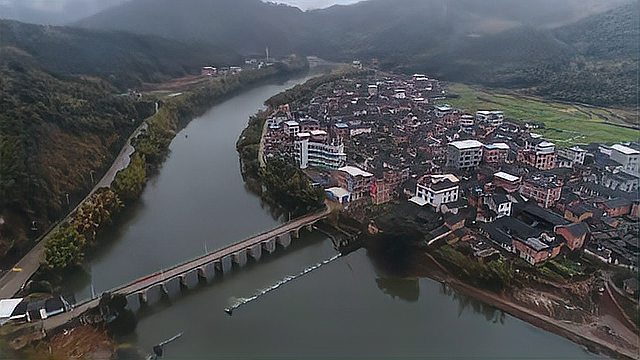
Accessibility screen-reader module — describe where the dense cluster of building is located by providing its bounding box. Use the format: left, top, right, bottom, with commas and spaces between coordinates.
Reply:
261, 71, 639, 270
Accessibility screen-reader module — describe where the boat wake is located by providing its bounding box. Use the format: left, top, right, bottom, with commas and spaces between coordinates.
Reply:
224, 253, 341, 315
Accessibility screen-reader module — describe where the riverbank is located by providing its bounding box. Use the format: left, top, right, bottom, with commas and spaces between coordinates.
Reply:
0, 57, 311, 358
234, 71, 638, 359
415, 250, 638, 360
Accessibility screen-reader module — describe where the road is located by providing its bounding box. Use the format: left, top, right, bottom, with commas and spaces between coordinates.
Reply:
0, 111, 153, 299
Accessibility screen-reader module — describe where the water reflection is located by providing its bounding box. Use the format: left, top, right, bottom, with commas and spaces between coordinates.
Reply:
439, 283, 507, 325
375, 277, 420, 302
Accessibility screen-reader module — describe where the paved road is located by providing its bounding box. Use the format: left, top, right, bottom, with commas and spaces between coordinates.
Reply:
42, 207, 330, 331
0, 114, 153, 299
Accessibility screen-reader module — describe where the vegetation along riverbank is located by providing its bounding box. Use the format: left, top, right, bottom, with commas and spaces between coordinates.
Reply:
1, 56, 309, 357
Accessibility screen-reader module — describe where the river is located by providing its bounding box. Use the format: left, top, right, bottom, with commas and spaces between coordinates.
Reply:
67, 72, 601, 359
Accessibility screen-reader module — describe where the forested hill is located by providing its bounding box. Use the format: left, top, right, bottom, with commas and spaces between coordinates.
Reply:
0, 20, 239, 258
0, 20, 240, 89
77, 0, 637, 107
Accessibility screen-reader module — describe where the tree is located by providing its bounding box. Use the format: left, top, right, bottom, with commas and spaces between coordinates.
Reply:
113, 153, 147, 203
44, 224, 86, 270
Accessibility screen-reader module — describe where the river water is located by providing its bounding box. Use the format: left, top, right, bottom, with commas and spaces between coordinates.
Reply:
68, 73, 600, 359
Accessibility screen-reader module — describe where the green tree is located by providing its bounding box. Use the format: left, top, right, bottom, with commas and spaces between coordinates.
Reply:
44, 224, 86, 270
113, 154, 147, 203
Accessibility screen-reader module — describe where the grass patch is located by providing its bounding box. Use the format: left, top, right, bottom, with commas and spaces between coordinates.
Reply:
445, 83, 639, 146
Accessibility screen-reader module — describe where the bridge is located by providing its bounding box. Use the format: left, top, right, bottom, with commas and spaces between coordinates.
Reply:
42, 207, 332, 332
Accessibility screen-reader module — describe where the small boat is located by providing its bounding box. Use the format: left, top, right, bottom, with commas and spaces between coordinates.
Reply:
224, 308, 233, 316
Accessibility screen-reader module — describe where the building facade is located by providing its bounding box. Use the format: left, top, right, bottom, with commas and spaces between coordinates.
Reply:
446, 140, 484, 170
414, 174, 460, 211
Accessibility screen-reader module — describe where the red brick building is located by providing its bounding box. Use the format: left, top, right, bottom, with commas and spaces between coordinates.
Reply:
483, 143, 509, 164
493, 171, 521, 193
517, 140, 556, 170
554, 222, 589, 251
520, 173, 562, 208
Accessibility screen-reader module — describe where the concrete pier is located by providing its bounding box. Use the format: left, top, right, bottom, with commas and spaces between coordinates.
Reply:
233, 250, 248, 267
180, 270, 199, 289
248, 244, 262, 260
125, 293, 142, 312
262, 238, 276, 253
277, 232, 292, 248
221, 255, 233, 273
198, 263, 216, 282
162, 277, 181, 299
144, 284, 164, 305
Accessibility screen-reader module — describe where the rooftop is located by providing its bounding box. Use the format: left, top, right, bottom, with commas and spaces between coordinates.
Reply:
338, 165, 373, 178
611, 144, 640, 155
484, 142, 509, 150
494, 171, 520, 182
450, 139, 484, 150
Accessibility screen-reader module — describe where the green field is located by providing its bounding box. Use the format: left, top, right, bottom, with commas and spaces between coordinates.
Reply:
445, 83, 639, 146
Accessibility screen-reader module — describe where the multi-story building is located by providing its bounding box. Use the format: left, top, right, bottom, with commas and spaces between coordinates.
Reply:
493, 171, 521, 193
434, 105, 454, 118
609, 144, 640, 174
475, 110, 504, 127
446, 140, 484, 169
459, 114, 475, 131
413, 174, 460, 211
335, 166, 374, 201
294, 133, 346, 170
485, 193, 512, 218
520, 173, 563, 208
483, 143, 509, 164
371, 170, 407, 205
557, 146, 587, 166
517, 140, 556, 170
283, 120, 300, 137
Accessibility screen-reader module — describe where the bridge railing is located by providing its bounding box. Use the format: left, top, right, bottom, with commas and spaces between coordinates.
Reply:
99, 206, 331, 296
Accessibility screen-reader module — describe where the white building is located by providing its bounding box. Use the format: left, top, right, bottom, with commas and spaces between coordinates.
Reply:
283, 120, 300, 137
485, 194, 512, 218
434, 105, 453, 118
412, 174, 460, 211
446, 140, 484, 169
610, 144, 640, 174
394, 89, 406, 99
368, 84, 378, 96
475, 110, 504, 127
295, 135, 346, 170
557, 146, 587, 166
460, 114, 475, 129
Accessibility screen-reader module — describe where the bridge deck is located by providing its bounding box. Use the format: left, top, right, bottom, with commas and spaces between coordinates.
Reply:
42, 207, 330, 331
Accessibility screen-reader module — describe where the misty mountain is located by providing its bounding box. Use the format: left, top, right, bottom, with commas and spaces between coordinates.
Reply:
77, 0, 628, 55
0, 20, 240, 89
0, 0, 128, 25
75, 0, 636, 106
77, 0, 308, 54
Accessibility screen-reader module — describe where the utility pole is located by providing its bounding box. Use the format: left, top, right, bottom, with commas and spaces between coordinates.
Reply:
65, 193, 70, 206
89, 170, 95, 184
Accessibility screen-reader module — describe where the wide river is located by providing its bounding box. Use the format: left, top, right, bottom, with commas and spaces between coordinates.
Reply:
68, 72, 600, 359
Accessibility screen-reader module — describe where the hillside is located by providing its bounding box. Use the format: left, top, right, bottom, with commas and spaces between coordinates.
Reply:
76, 0, 307, 55
0, 21, 240, 259
77, 0, 637, 107
0, 20, 240, 90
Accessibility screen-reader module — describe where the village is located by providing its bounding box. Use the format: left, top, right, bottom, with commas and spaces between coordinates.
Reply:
260, 69, 639, 298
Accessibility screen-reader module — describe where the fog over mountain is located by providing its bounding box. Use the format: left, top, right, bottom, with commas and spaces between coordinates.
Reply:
0, 0, 361, 24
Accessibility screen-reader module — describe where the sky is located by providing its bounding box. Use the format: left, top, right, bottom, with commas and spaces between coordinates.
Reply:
0, 0, 365, 24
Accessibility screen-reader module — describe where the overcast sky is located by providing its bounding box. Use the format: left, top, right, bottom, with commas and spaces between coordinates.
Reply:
0, 0, 364, 24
